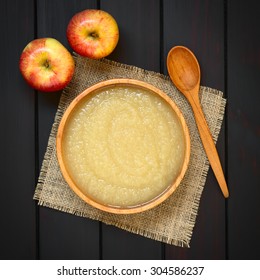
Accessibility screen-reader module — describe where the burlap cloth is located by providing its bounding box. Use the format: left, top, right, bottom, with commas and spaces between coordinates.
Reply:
33, 54, 226, 247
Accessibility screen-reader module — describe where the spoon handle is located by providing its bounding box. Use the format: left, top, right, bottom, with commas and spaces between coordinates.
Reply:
187, 91, 229, 198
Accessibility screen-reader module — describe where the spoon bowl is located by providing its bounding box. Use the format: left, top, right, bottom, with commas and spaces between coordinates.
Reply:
167, 46, 229, 198
167, 46, 200, 92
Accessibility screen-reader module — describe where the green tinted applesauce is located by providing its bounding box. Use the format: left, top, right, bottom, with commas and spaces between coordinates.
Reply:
62, 85, 185, 207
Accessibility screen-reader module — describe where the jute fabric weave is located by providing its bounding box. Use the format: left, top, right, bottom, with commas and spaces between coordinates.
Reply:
34, 54, 226, 247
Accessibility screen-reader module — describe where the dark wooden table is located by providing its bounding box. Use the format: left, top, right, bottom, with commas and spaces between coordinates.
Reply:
1, 0, 259, 260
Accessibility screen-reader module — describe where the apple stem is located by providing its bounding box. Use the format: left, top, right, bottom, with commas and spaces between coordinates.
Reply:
44, 59, 50, 68
89, 32, 99, 39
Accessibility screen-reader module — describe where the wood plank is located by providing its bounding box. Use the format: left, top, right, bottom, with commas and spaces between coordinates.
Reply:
39, 208, 100, 259
163, 0, 226, 259
36, 0, 100, 259
100, 0, 163, 259
103, 0, 160, 71
227, 0, 260, 259
0, 0, 37, 259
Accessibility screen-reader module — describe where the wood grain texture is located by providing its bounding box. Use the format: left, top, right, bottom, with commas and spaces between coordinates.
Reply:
227, 0, 260, 259
167, 46, 229, 198
102, 0, 161, 71
100, 0, 163, 259
0, 0, 37, 259
36, 0, 100, 259
163, 0, 226, 259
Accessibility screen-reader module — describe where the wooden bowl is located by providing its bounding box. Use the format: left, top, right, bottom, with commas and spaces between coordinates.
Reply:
56, 79, 190, 214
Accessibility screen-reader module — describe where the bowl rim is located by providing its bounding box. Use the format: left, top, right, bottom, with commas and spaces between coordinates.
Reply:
56, 78, 190, 214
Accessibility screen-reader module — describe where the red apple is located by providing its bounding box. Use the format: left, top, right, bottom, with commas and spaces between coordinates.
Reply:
67, 9, 119, 59
19, 38, 75, 92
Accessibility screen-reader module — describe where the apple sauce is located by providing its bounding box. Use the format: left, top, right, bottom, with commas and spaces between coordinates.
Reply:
61, 85, 186, 207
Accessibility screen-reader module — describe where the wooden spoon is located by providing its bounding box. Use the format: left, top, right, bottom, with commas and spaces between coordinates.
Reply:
167, 46, 229, 198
